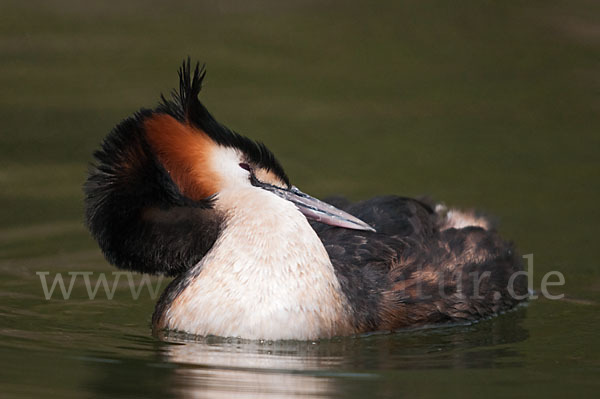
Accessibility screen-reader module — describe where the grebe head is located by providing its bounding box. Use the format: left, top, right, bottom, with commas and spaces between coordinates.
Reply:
84, 59, 373, 277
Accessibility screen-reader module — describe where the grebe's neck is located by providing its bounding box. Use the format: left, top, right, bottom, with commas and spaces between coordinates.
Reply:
155, 187, 353, 340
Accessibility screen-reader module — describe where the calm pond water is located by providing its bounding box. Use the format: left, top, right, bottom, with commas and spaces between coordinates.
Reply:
1, 1, 599, 398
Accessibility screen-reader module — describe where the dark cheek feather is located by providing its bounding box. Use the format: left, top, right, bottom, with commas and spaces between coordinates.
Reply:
84, 113, 222, 276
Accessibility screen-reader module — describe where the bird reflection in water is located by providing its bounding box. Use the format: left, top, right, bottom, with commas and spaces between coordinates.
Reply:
160, 334, 344, 399
156, 308, 527, 398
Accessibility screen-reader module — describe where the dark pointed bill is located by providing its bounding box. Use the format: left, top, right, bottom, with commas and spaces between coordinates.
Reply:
260, 184, 376, 232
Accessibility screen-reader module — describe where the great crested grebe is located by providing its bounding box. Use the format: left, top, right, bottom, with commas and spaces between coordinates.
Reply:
84, 60, 527, 340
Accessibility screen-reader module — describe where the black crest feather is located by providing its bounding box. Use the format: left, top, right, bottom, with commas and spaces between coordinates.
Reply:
158, 58, 290, 186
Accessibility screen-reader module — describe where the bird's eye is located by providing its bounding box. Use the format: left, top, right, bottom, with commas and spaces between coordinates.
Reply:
239, 163, 251, 172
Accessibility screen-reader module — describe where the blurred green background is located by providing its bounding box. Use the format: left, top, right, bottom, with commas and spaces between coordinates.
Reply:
1, 0, 598, 398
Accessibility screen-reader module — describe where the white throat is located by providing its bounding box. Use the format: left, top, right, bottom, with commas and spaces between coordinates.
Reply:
160, 187, 353, 340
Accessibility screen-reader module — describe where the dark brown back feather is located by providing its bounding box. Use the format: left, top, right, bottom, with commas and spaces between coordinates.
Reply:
313, 196, 527, 332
